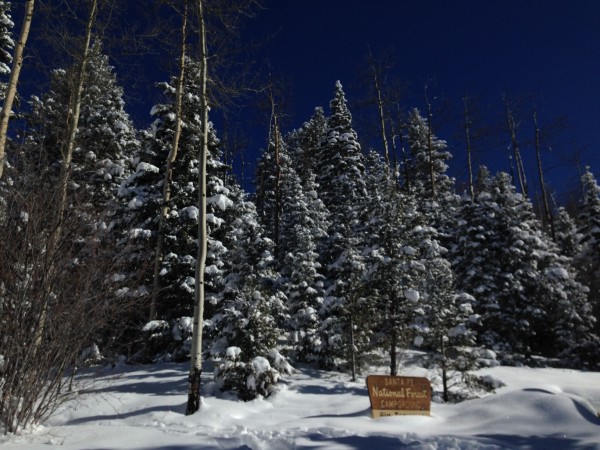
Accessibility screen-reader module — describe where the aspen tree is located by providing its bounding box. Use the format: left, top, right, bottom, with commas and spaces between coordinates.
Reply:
187, 0, 208, 415
31, 0, 98, 359
0, 0, 34, 179
185, 0, 261, 412
149, 3, 188, 321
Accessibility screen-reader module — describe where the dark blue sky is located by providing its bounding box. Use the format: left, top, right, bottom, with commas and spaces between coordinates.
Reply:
247, 0, 600, 200
13, 0, 600, 201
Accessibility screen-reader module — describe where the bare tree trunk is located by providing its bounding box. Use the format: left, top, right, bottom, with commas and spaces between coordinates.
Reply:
0, 0, 35, 179
533, 110, 555, 240
32, 0, 98, 355
367, 47, 390, 166
463, 97, 475, 202
389, 331, 397, 376
424, 87, 436, 200
149, 5, 188, 321
349, 312, 356, 382
389, 291, 398, 376
187, 0, 208, 416
504, 97, 528, 197
267, 85, 282, 256
391, 108, 411, 192
441, 338, 449, 402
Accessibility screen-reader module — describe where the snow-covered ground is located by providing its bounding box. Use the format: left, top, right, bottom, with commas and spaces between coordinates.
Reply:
3, 360, 600, 449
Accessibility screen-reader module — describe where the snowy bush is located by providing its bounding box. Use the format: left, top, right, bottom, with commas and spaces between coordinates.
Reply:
139, 317, 194, 362
215, 347, 291, 401
77, 344, 104, 366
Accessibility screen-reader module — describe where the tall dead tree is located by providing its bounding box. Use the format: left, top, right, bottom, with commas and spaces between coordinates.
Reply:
504, 96, 528, 197
463, 96, 475, 202
269, 84, 282, 255
424, 85, 436, 200
0, 0, 35, 179
367, 46, 391, 167
149, 3, 188, 321
533, 109, 555, 240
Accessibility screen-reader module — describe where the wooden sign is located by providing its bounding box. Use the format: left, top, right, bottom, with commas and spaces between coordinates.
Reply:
366, 375, 431, 418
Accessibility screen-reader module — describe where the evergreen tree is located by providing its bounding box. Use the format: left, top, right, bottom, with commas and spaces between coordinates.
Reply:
22, 42, 137, 218
255, 128, 287, 249
452, 169, 597, 362
287, 106, 327, 182
363, 152, 420, 375
313, 81, 370, 371
279, 165, 330, 362
118, 58, 230, 323
405, 108, 453, 201
575, 168, 600, 335
554, 207, 581, 259
208, 184, 286, 360
404, 107, 458, 250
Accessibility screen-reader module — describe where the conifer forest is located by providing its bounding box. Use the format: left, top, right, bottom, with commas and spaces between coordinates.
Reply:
1, 0, 600, 434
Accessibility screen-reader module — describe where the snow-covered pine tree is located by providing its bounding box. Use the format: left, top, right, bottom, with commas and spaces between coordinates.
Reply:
118, 58, 230, 327
405, 108, 454, 201
404, 107, 458, 251
575, 167, 600, 335
278, 164, 330, 362
452, 169, 597, 363
287, 106, 327, 183
22, 42, 137, 218
363, 151, 421, 375
208, 183, 285, 359
554, 207, 581, 259
208, 183, 291, 399
313, 81, 371, 372
255, 127, 287, 251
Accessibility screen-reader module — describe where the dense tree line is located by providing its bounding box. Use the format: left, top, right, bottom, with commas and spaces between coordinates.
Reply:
1, 0, 600, 432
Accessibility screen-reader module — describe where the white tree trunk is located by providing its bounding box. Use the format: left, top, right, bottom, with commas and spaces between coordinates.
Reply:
187, 0, 208, 416
0, 0, 35, 179
32, 0, 98, 356
149, 5, 188, 321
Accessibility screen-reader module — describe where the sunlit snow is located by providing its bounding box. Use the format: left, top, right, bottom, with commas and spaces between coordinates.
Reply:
4, 357, 600, 449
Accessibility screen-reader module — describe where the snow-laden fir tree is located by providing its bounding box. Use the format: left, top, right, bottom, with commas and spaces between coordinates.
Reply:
286, 106, 327, 183
362, 151, 422, 375
575, 167, 600, 335
118, 58, 230, 326
452, 168, 598, 364
208, 183, 286, 359
278, 164, 330, 362
405, 107, 458, 249
554, 207, 581, 259
313, 81, 371, 372
255, 127, 287, 251
405, 108, 454, 202
22, 42, 137, 218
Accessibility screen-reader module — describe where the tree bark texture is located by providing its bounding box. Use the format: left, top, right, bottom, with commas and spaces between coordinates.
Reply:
187, 0, 208, 416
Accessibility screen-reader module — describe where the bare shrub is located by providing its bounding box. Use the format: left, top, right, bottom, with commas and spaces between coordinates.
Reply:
0, 170, 142, 434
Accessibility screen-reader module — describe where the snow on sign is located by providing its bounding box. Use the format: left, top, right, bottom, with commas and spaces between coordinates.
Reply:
366, 375, 431, 418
